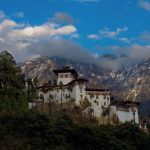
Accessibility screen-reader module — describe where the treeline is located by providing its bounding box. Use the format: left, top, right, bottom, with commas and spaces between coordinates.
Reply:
0, 51, 28, 114
0, 111, 149, 150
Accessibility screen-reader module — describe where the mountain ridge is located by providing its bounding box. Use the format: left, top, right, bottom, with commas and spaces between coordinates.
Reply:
21, 56, 150, 116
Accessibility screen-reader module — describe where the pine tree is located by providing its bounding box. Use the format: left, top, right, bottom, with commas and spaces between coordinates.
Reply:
0, 50, 28, 114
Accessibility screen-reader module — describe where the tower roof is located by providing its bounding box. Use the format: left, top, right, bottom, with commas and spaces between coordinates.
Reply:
53, 66, 78, 77
85, 88, 109, 92
67, 78, 88, 85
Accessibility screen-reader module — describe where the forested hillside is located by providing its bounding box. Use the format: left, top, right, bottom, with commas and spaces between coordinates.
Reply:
0, 51, 150, 150
0, 112, 150, 150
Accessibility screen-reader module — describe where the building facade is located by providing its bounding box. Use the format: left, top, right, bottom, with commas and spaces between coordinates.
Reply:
37, 66, 110, 118
110, 101, 140, 124
34, 65, 140, 124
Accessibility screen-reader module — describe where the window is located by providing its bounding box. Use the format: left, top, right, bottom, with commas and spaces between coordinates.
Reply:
80, 94, 82, 98
103, 102, 107, 107
60, 75, 63, 78
65, 75, 68, 77
94, 100, 98, 106
96, 95, 99, 99
97, 102, 99, 106
104, 95, 106, 99
90, 94, 94, 99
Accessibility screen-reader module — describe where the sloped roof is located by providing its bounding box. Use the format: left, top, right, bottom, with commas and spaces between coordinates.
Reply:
67, 78, 88, 85
53, 66, 78, 76
113, 101, 140, 110
85, 88, 109, 92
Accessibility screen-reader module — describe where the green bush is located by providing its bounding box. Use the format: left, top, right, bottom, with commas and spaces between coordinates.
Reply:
0, 113, 149, 150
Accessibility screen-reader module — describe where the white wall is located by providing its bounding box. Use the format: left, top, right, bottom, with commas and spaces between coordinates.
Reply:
37, 83, 112, 119
110, 106, 139, 124
28, 102, 36, 109
86, 92, 110, 117
57, 73, 75, 85
72, 83, 86, 105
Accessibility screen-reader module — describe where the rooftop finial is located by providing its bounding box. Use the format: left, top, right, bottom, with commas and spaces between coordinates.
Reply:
63, 65, 70, 69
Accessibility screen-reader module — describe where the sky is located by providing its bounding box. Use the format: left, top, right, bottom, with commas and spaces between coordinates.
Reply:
0, 0, 150, 70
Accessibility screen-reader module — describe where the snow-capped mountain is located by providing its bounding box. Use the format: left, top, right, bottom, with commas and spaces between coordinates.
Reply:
21, 56, 150, 116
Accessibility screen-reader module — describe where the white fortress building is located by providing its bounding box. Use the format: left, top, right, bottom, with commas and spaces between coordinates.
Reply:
110, 101, 140, 124
33, 65, 140, 124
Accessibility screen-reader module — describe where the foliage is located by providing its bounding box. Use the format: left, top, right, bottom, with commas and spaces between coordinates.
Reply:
0, 51, 28, 114
26, 77, 38, 102
59, 81, 63, 88
0, 112, 150, 150
80, 97, 91, 109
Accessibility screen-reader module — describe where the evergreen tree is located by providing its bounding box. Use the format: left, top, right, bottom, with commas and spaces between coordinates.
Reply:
0, 50, 28, 114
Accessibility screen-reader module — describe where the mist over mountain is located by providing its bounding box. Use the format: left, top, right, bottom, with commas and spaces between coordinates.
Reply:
21, 56, 150, 116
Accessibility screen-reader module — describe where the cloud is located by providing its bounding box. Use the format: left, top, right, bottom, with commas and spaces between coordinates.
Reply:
0, 10, 6, 19
118, 37, 130, 43
10, 23, 76, 39
0, 16, 149, 71
140, 31, 150, 41
128, 44, 150, 60
0, 19, 76, 39
0, 10, 149, 71
0, 12, 77, 61
50, 12, 74, 24
97, 43, 150, 70
13, 12, 24, 18
98, 55, 128, 71
87, 27, 129, 43
0, 12, 101, 69
87, 34, 100, 40
100, 44, 150, 61
26, 39, 98, 63
70, 33, 80, 38
138, 0, 150, 12
0, 19, 18, 30
99, 27, 128, 39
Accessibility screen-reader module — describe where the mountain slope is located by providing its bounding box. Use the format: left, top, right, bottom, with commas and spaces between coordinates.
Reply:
21, 56, 150, 116
21, 56, 110, 88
